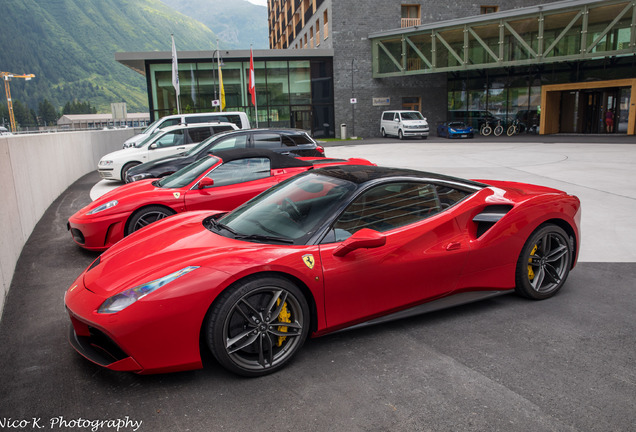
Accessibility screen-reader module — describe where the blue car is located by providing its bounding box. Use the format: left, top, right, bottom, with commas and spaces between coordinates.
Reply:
437, 121, 474, 139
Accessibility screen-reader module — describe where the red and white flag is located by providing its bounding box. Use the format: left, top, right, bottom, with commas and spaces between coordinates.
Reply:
248, 47, 256, 106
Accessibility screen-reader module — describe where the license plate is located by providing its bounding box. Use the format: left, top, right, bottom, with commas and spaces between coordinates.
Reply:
461, 134, 467, 137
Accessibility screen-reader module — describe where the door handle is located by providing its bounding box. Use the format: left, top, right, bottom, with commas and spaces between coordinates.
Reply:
445, 241, 461, 251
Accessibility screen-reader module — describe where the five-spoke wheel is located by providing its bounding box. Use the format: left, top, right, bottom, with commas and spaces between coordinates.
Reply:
515, 224, 572, 299
125, 206, 176, 235
206, 276, 310, 377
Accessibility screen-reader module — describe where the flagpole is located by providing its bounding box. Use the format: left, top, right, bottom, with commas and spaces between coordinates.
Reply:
217, 39, 223, 113
251, 45, 258, 128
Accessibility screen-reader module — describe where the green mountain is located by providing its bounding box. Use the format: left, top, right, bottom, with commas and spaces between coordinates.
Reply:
0, 0, 233, 114
159, 0, 269, 49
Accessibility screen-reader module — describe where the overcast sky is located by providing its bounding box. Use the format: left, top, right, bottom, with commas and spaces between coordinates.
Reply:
247, 0, 267, 6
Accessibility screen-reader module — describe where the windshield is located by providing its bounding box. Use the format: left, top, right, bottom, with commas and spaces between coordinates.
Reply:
140, 119, 161, 134
401, 112, 424, 120
218, 172, 357, 244
184, 134, 218, 156
134, 129, 164, 148
157, 156, 221, 188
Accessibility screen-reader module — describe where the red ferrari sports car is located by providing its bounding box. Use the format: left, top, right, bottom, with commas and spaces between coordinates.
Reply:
67, 149, 374, 251
65, 165, 581, 376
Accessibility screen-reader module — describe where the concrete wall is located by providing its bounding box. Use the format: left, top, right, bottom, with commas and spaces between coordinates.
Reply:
0, 129, 136, 320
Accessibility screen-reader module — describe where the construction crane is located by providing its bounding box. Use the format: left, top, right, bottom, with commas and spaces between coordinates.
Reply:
1, 71, 35, 132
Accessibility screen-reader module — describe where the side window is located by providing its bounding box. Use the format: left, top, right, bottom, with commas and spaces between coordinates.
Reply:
185, 115, 216, 124
210, 134, 248, 151
186, 127, 214, 144
205, 158, 271, 187
382, 112, 393, 121
288, 133, 313, 145
281, 135, 296, 147
155, 130, 184, 148
253, 133, 282, 148
394, 113, 400, 121
329, 182, 443, 242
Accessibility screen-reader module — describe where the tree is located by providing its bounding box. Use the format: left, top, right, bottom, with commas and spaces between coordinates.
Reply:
38, 99, 59, 126
62, 99, 97, 115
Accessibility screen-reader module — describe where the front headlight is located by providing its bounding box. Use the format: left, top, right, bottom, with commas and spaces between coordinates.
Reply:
86, 200, 118, 215
97, 266, 200, 314
99, 160, 114, 167
128, 173, 152, 182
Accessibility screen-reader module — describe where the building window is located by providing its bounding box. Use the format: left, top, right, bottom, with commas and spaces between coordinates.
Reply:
481, 5, 499, 14
323, 9, 328, 39
401, 5, 421, 28
310, 27, 314, 48
315, 19, 320, 46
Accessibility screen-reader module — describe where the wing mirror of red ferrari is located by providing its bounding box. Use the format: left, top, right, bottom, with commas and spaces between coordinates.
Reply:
333, 228, 386, 257
198, 177, 215, 189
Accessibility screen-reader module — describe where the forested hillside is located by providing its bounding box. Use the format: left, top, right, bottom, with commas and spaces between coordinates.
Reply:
0, 0, 233, 116
160, 0, 268, 49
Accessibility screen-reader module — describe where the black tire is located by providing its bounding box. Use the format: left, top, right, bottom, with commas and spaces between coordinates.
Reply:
381, 128, 386, 138
206, 275, 310, 377
125, 205, 176, 235
121, 162, 140, 182
494, 125, 504, 136
398, 129, 404, 140
515, 224, 572, 300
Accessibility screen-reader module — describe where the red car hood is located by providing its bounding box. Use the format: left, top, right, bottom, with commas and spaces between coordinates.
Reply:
83, 211, 250, 296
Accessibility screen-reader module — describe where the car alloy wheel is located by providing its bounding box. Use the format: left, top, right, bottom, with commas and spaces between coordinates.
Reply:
515, 224, 572, 299
126, 205, 176, 235
207, 276, 309, 376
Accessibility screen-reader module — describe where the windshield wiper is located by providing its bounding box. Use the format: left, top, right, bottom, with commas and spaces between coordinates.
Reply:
204, 216, 235, 235
233, 233, 294, 244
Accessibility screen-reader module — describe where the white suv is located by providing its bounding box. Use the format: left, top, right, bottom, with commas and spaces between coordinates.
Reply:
380, 110, 429, 139
98, 122, 238, 181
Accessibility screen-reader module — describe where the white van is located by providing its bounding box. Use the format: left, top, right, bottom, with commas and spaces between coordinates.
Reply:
380, 110, 429, 139
123, 111, 250, 148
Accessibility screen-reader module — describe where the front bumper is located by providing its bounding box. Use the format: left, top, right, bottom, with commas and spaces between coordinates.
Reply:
403, 129, 429, 137
67, 214, 126, 251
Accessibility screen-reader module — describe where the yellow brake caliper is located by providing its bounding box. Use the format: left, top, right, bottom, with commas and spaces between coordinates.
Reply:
276, 298, 291, 347
528, 244, 538, 280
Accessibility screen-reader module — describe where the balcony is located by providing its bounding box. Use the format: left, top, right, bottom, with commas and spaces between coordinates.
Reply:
401, 17, 421, 28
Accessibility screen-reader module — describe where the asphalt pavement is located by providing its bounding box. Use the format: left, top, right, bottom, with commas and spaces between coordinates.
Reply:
1, 134, 635, 432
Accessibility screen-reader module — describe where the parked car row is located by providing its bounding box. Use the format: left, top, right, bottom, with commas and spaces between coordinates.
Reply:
62, 112, 580, 378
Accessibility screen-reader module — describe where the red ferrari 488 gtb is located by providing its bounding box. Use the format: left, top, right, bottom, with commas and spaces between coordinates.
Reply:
65, 165, 580, 376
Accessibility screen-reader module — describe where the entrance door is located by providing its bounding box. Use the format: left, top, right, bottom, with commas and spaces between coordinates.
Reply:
291, 109, 313, 134
402, 97, 421, 112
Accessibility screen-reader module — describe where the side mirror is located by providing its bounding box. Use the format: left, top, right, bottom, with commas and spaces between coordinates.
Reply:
333, 228, 386, 257
198, 177, 214, 189
149, 143, 157, 150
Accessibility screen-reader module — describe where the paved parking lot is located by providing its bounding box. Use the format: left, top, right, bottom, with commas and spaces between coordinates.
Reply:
1, 137, 635, 431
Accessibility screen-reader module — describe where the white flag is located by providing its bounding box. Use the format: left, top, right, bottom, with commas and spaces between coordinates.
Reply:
171, 35, 180, 97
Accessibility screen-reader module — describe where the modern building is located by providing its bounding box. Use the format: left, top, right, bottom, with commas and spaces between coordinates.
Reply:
116, 0, 636, 137
116, 49, 335, 137
269, 0, 636, 136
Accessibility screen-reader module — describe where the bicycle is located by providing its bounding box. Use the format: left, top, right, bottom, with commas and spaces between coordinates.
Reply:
493, 119, 504, 136
480, 121, 493, 136
507, 119, 520, 136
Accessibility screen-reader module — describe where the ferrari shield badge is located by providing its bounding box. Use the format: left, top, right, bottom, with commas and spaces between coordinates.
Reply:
302, 254, 315, 269
173, 192, 181, 199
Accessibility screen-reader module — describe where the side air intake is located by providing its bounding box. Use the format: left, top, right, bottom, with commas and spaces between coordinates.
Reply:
473, 205, 513, 238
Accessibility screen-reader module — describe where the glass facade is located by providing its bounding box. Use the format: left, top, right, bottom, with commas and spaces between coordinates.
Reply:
147, 57, 334, 137
447, 57, 635, 133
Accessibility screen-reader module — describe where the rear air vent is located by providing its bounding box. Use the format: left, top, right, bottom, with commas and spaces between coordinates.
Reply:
473, 205, 513, 238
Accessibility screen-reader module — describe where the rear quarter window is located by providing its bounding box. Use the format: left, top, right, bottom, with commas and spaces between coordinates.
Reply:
253, 133, 282, 148
382, 112, 394, 121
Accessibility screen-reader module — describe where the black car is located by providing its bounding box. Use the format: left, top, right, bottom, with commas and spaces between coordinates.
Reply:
125, 129, 325, 183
